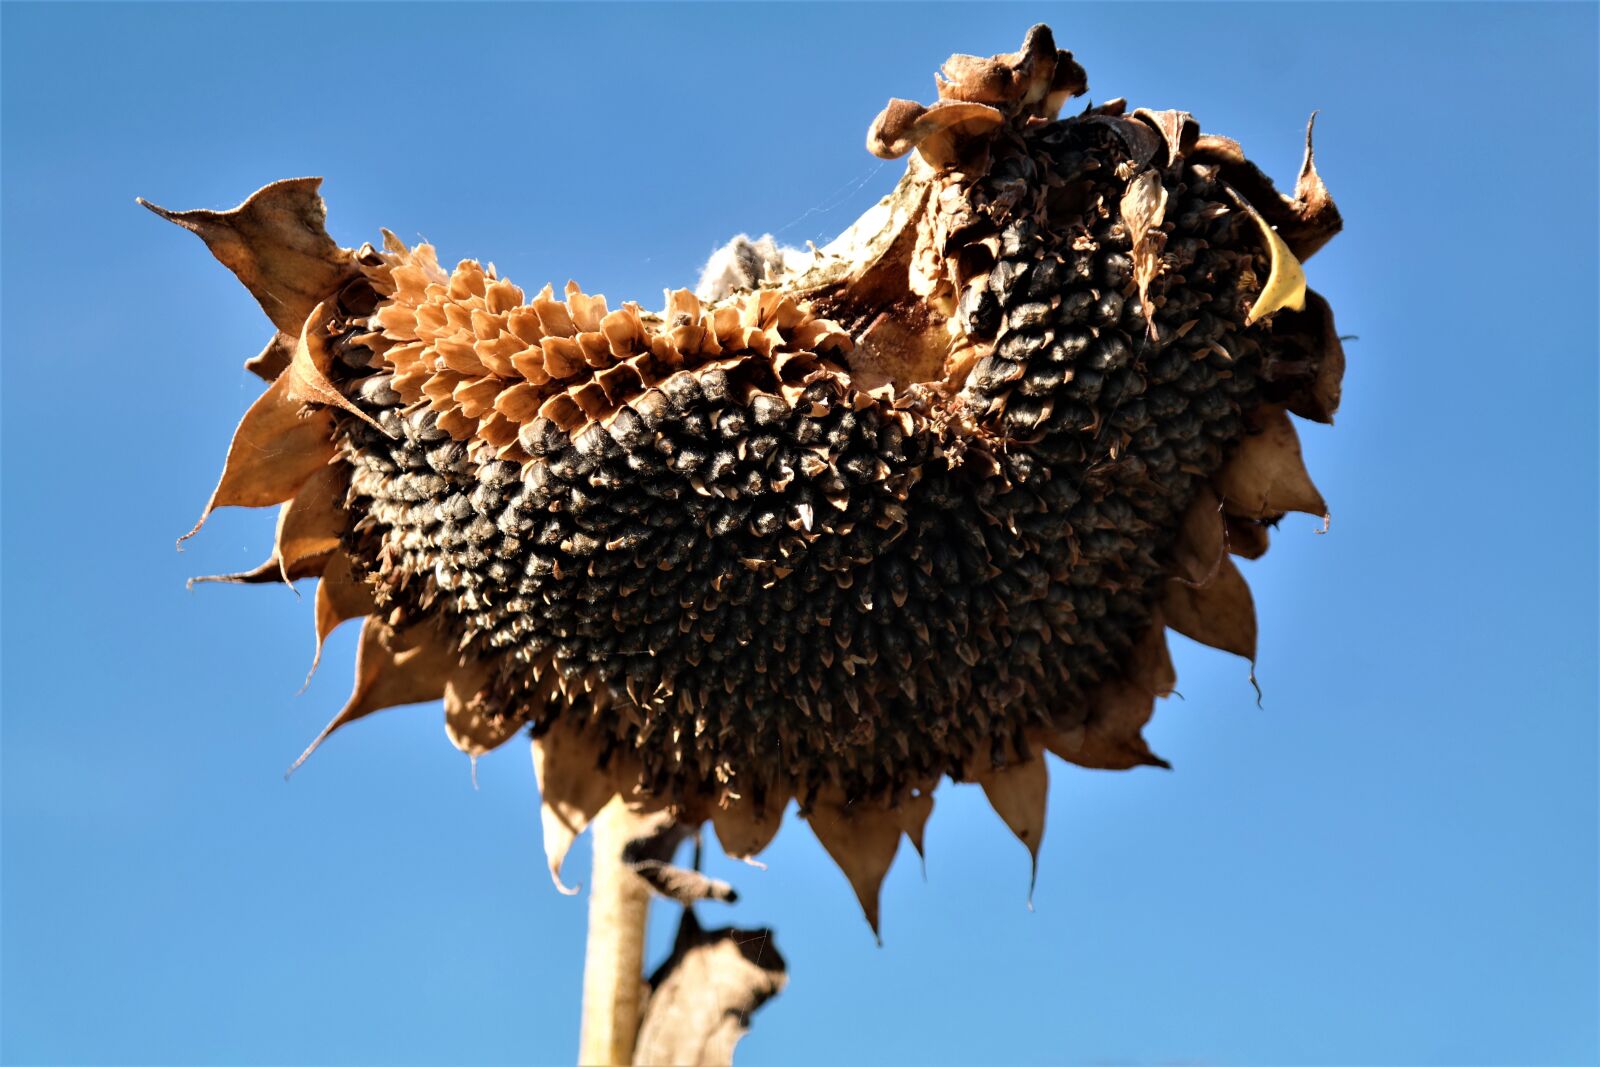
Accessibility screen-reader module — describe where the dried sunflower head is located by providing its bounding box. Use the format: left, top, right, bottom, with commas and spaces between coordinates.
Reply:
148, 24, 1342, 934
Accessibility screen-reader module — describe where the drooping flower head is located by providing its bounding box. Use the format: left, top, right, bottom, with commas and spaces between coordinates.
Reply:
149, 25, 1342, 933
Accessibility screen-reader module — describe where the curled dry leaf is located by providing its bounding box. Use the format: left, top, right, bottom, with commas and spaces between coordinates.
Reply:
867, 99, 1005, 170
1120, 168, 1169, 333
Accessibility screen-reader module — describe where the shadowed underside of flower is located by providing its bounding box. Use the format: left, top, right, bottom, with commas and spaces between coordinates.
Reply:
148, 24, 1342, 936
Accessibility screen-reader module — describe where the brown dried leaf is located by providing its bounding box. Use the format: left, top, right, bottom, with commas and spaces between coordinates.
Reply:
290, 618, 455, 773
979, 758, 1048, 891
895, 791, 934, 862
181, 374, 335, 542
274, 464, 347, 581
1279, 289, 1345, 424
806, 800, 903, 939
443, 661, 521, 758
286, 302, 391, 435
1192, 130, 1341, 262
866, 98, 1004, 169
1215, 406, 1327, 520
308, 551, 375, 684
139, 177, 359, 335
187, 559, 286, 587
1049, 682, 1168, 771
936, 24, 1060, 106
1132, 108, 1198, 164
1291, 113, 1341, 260
1171, 484, 1225, 585
1225, 517, 1271, 560
633, 910, 786, 1067
245, 331, 296, 382
531, 721, 619, 894
710, 793, 788, 862
1121, 168, 1169, 333
1047, 621, 1174, 771
1164, 556, 1258, 661
1079, 114, 1163, 172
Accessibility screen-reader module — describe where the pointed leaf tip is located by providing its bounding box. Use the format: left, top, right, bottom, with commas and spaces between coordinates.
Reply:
1165, 555, 1258, 661
141, 177, 359, 335
980, 758, 1048, 895
1049, 621, 1175, 771
806, 800, 902, 939
895, 791, 934, 869
288, 618, 453, 774
180, 374, 336, 544
306, 552, 374, 689
1215, 406, 1327, 521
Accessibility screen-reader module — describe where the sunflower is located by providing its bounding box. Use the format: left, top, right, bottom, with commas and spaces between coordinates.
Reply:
147, 23, 1342, 1062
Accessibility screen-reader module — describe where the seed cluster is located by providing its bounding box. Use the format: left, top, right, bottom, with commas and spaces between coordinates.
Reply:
323, 100, 1313, 810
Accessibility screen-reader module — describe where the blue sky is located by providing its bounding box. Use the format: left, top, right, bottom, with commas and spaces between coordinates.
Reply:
2, 3, 1595, 1065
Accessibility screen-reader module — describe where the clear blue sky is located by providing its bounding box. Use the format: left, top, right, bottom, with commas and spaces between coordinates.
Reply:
3, 4, 1596, 1065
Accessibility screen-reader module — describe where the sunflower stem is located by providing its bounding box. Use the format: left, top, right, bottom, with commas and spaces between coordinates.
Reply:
579, 798, 652, 1066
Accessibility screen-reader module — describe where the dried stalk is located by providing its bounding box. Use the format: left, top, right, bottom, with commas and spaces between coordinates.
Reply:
578, 799, 653, 1066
